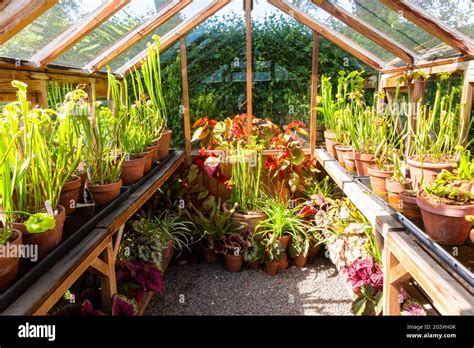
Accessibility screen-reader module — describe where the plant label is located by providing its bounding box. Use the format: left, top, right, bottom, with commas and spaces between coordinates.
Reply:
44, 200, 54, 216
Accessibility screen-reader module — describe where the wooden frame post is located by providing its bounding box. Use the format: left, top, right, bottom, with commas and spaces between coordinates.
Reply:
180, 36, 192, 164
310, 32, 319, 159
460, 61, 474, 145
245, 0, 253, 144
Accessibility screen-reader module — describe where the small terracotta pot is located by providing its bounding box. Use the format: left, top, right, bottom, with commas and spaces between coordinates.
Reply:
307, 244, 320, 258
88, 179, 122, 206
407, 156, 456, 190
158, 130, 172, 160
367, 166, 393, 201
147, 144, 160, 163
316, 126, 325, 144
162, 240, 174, 266
400, 191, 423, 221
334, 145, 352, 166
0, 229, 22, 292
416, 191, 473, 246
200, 243, 217, 263
278, 251, 289, 270
265, 260, 280, 276
343, 151, 356, 173
224, 254, 243, 272
79, 172, 88, 203
140, 151, 154, 174
248, 260, 260, 269
293, 254, 308, 267
386, 178, 411, 211
121, 156, 146, 185
20, 205, 66, 259
324, 130, 336, 158
354, 152, 375, 176
59, 176, 82, 215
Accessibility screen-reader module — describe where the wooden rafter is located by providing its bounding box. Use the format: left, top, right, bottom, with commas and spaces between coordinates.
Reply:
245, 0, 252, 144
379, 0, 474, 56
31, 0, 130, 67
311, 0, 417, 65
0, 0, 58, 45
85, 0, 193, 73
116, 0, 231, 76
268, 0, 385, 71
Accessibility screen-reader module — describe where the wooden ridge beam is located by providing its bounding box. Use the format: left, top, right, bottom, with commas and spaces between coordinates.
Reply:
312, 0, 417, 65
31, 0, 130, 67
115, 0, 231, 76
268, 0, 385, 71
379, 0, 474, 56
85, 0, 193, 73
0, 0, 58, 45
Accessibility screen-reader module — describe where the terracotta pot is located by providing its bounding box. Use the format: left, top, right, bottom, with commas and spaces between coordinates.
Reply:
162, 240, 174, 265
343, 151, 356, 173
147, 144, 160, 163
248, 260, 260, 269
400, 191, 423, 221
334, 145, 352, 166
200, 243, 217, 263
231, 210, 266, 235
88, 179, 122, 206
158, 130, 172, 160
354, 152, 375, 176
316, 126, 325, 144
324, 130, 336, 158
407, 156, 456, 190
20, 205, 66, 259
386, 178, 411, 211
307, 244, 321, 258
0, 229, 22, 292
367, 166, 393, 201
278, 252, 289, 270
416, 191, 474, 246
140, 151, 154, 174
59, 176, 81, 215
79, 172, 87, 203
264, 260, 279, 276
279, 235, 291, 250
121, 156, 146, 185
224, 254, 243, 272
293, 254, 308, 267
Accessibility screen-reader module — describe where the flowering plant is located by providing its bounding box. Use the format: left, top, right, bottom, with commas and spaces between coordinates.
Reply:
342, 257, 383, 294
215, 228, 252, 256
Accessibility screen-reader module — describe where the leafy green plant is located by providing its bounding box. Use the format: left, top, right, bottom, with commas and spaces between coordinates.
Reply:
264, 239, 283, 263
351, 284, 383, 316
288, 232, 309, 258
25, 213, 56, 233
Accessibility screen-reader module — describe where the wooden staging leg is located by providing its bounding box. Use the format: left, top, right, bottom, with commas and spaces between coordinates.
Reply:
99, 241, 117, 314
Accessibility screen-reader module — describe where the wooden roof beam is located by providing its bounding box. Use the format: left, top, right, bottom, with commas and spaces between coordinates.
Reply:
269, 0, 385, 71
30, 0, 130, 67
0, 0, 58, 45
311, 0, 417, 65
116, 0, 231, 77
379, 0, 474, 56
85, 0, 193, 73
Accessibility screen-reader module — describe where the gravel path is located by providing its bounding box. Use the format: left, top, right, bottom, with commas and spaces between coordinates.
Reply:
146, 256, 352, 315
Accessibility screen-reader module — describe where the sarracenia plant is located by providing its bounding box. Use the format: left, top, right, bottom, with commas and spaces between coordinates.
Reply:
317, 75, 337, 132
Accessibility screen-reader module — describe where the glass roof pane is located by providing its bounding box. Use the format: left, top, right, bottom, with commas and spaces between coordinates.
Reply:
409, 0, 474, 39
329, 0, 460, 61
287, 0, 396, 62
0, 0, 108, 61
52, 0, 174, 69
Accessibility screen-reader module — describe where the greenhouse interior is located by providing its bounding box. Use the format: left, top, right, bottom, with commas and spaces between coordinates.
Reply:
0, 0, 473, 331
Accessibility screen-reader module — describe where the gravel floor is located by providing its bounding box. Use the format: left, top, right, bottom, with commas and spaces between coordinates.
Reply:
146, 256, 352, 315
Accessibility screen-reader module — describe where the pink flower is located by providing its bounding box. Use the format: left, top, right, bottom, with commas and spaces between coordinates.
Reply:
401, 302, 426, 316
343, 257, 383, 293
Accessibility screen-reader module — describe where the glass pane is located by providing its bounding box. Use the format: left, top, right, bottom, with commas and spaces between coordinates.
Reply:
0, 0, 108, 61
52, 0, 174, 69
329, 0, 459, 61
409, 0, 474, 39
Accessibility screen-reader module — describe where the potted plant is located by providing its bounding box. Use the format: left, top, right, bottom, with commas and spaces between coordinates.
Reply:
416, 146, 474, 245
263, 239, 283, 276
120, 119, 147, 185
215, 228, 252, 273
386, 154, 412, 211
288, 231, 310, 267
243, 238, 264, 269
317, 75, 337, 157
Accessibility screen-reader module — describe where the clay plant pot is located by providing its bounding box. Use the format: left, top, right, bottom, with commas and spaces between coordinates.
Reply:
20, 205, 66, 259
324, 130, 336, 158
416, 191, 474, 246
158, 130, 172, 160
277, 235, 291, 270
265, 260, 280, 276
279, 252, 289, 270
79, 172, 88, 203
121, 156, 146, 185
407, 156, 456, 190
316, 126, 325, 144
224, 254, 243, 272
400, 191, 423, 222
200, 243, 218, 263
162, 240, 174, 266
367, 166, 394, 201
334, 145, 352, 166
0, 229, 22, 292
386, 178, 411, 211
293, 254, 308, 267
231, 210, 266, 235
343, 151, 356, 173
59, 176, 81, 215
140, 151, 154, 174
248, 260, 260, 270
307, 243, 321, 258
354, 152, 375, 176
88, 179, 122, 206
147, 144, 160, 163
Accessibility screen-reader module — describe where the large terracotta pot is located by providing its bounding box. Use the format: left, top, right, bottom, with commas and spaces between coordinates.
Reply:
334, 145, 352, 166
231, 210, 266, 235
200, 243, 218, 263
264, 261, 279, 276
59, 176, 81, 215
224, 254, 243, 272
140, 151, 154, 174
354, 152, 375, 176
158, 130, 172, 160
19, 205, 66, 259
367, 166, 394, 201
88, 179, 122, 206
293, 254, 308, 267
407, 156, 456, 190
324, 130, 336, 158
416, 191, 474, 245
386, 178, 411, 211
400, 191, 423, 222
121, 156, 146, 185
343, 151, 356, 173
0, 229, 22, 292
147, 144, 160, 163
